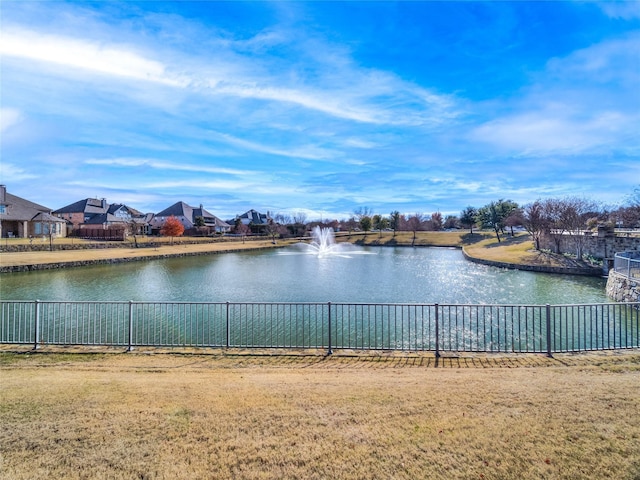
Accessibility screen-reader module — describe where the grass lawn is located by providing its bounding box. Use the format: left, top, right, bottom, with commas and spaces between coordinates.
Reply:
462, 233, 601, 269
336, 230, 490, 247
1, 351, 639, 480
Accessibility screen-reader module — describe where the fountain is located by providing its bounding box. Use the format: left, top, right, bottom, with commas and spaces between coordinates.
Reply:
290, 226, 368, 257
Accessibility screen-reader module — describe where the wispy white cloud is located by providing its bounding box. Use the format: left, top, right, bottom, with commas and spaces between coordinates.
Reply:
0, 162, 38, 182
209, 132, 336, 160
1, 2, 638, 217
469, 34, 640, 155
85, 158, 257, 176
0, 28, 189, 87
470, 110, 635, 155
0, 23, 459, 127
0, 108, 22, 133
598, 1, 640, 20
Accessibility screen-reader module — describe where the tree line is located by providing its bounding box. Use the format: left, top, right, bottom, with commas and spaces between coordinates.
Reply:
267, 187, 640, 257
155, 187, 640, 259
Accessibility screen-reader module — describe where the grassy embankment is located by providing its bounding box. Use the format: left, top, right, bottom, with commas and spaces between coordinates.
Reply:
340, 230, 600, 270
1, 351, 639, 480
0, 236, 298, 269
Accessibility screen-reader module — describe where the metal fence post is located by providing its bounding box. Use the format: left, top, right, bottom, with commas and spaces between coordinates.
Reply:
33, 300, 40, 350
226, 302, 230, 349
327, 302, 333, 355
127, 301, 134, 352
546, 304, 553, 358
434, 303, 440, 358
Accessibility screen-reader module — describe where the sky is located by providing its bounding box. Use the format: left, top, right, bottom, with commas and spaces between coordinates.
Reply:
1, 1, 639, 221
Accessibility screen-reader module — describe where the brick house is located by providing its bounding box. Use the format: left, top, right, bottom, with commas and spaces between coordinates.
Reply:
151, 202, 231, 234
0, 185, 66, 239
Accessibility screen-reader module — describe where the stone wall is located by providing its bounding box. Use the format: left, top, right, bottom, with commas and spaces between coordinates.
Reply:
606, 270, 640, 303
539, 232, 640, 259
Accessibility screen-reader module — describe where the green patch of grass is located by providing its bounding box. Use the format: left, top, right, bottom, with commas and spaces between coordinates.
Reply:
0, 352, 107, 365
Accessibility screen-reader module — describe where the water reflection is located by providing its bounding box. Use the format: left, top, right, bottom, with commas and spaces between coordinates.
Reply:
0, 247, 608, 305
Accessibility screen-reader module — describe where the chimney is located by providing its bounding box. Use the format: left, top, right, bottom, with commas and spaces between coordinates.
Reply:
101, 198, 107, 210
0, 185, 6, 203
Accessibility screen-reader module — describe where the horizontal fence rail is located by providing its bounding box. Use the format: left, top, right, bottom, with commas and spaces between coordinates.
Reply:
614, 252, 640, 280
1, 301, 638, 355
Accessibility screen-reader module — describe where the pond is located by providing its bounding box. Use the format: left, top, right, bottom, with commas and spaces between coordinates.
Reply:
0, 246, 608, 305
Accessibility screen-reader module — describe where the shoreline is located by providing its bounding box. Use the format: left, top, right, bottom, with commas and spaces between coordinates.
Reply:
461, 246, 603, 276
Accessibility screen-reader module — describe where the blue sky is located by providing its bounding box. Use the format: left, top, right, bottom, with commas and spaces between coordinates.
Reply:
1, 1, 639, 221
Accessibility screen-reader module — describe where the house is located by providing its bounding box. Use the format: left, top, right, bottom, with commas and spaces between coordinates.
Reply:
152, 202, 231, 234
53, 198, 109, 228
0, 185, 66, 238
53, 199, 150, 235
234, 209, 271, 233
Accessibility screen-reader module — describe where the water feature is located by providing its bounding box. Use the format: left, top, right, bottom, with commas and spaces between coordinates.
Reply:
287, 226, 370, 257
0, 238, 608, 305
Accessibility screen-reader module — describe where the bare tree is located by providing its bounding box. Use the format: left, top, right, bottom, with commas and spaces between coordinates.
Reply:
406, 213, 425, 246
541, 198, 565, 254
443, 215, 459, 230
235, 222, 251, 243
431, 212, 443, 231
343, 216, 359, 238
557, 197, 598, 260
292, 211, 308, 225
354, 206, 373, 220
264, 219, 287, 244
523, 200, 547, 250
504, 208, 524, 236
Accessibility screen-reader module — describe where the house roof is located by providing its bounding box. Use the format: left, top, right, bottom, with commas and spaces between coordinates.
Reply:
53, 198, 108, 215
1, 192, 54, 221
156, 202, 192, 218
82, 213, 123, 225
31, 212, 66, 223
156, 202, 230, 228
108, 203, 143, 216
237, 209, 269, 225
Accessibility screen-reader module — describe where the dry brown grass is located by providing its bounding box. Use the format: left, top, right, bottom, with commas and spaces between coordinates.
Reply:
462, 234, 599, 269
1, 351, 639, 480
0, 239, 296, 268
336, 230, 487, 247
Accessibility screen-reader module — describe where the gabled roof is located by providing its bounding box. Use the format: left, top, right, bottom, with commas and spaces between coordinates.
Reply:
156, 202, 192, 218
31, 212, 66, 223
156, 202, 230, 228
1, 192, 53, 221
53, 198, 108, 215
237, 209, 269, 225
108, 203, 143, 216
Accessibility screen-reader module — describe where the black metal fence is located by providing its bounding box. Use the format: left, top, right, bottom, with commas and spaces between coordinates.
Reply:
1, 301, 638, 356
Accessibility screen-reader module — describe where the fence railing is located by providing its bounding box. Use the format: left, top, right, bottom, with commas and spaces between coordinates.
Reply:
1, 301, 638, 355
614, 252, 640, 280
